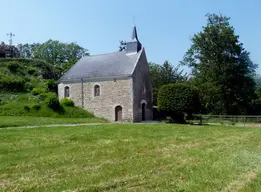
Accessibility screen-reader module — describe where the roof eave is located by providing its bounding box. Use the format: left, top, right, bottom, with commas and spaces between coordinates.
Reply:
57, 75, 132, 84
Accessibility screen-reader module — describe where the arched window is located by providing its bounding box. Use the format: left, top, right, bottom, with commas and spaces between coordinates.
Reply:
64, 86, 70, 98
94, 85, 100, 97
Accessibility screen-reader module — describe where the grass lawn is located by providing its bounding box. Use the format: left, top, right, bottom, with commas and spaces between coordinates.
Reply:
1, 124, 261, 191
0, 116, 107, 128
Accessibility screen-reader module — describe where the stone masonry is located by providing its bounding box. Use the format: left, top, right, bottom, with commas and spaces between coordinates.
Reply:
58, 78, 133, 122
132, 48, 153, 122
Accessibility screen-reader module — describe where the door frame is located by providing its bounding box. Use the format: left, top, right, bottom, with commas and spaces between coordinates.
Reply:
115, 105, 123, 121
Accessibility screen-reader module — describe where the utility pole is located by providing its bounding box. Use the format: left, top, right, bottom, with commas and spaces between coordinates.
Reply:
6, 32, 15, 46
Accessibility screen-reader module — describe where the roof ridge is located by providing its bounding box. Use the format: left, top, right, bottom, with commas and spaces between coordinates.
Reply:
87, 50, 126, 57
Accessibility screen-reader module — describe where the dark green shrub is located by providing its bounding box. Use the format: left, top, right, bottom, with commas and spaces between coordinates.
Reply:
25, 82, 34, 91
0, 99, 4, 105
38, 93, 48, 100
32, 104, 41, 111
31, 87, 46, 96
27, 67, 37, 75
24, 105, 30, 111
7, 62, 21, 73
45, 79, 57, 92
60, 98, 74, 107
158, 83, 201, 123
44, 92, 60, 110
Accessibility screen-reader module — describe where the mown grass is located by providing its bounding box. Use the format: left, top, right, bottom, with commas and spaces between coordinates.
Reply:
0, 116, 107, 128
1, 124, 261, 191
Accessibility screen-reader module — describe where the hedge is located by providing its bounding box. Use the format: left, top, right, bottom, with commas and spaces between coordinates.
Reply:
158, 83, 201, 122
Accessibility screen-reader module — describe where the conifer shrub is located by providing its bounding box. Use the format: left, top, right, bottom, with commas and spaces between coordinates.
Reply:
158, 83, 201, 123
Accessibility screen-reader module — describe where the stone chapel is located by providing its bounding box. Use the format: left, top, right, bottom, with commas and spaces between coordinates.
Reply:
57, 26, 153, 122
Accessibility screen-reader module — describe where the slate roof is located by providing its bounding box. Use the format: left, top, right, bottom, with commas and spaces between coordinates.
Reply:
58, 49, 142, 82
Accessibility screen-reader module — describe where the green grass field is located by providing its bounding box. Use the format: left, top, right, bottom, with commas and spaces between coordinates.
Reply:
1, 123, 261, 191
0, 116, 107, 128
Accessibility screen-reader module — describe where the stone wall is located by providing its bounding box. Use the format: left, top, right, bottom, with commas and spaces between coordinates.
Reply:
58, 78, 133, 122
132, 48, 153, 122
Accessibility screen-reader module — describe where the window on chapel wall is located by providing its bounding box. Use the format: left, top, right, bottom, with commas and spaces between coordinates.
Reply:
94, 85, 100, 97
64, 86, 70, 98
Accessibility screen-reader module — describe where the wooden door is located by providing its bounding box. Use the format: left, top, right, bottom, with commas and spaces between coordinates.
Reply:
142, 103, 146, 121
115, 106, 122, 121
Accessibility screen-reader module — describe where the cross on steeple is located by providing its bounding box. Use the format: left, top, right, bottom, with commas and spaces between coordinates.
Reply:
6, 32, 15, 46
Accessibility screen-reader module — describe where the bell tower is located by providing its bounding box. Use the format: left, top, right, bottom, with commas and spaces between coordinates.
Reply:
125, 25, 142, 54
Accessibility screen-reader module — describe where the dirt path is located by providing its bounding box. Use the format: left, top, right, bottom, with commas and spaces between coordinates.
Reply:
0, 123, 110, 130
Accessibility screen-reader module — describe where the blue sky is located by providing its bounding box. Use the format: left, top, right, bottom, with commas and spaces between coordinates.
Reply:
1, 0, 261, 73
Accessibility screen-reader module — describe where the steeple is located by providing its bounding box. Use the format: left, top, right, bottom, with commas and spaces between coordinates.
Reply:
126, 25, 142, 54
132, 25, 139, 41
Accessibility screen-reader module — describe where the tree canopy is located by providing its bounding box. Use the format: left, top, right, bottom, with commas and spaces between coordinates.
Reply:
149, 61, 187, 105
17, 40, 89, 78
181, 13, 257, 115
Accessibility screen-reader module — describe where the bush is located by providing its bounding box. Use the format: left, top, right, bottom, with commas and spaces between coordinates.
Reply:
31, 87, 46, 96
7, 62, 21, 73
25, 82, 34, 91
44, 92, 60, 110
27, 67, 37, 75
38, 93, 48, 100
32, 104, 41, 111
60, 98, 74, 107
45, 79, 57, 92
158, 83, 201, 123
24, 105, 30, 111
0, 75, 26, 92
0, 99, 4, 105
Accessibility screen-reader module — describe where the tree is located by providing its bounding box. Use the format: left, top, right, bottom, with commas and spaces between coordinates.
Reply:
158, 83, 200, 123
149, 61, 187, 105
16, 43, 41, 58
181, 13, 257, 115
32, 40, 89, 77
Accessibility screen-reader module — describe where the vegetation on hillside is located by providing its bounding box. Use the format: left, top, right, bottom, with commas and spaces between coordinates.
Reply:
0, 40, 95, 118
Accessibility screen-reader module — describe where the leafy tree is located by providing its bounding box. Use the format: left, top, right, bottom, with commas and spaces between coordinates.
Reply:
158, 83, 200, 123
34, 40, 88, 65
32, 40, 89, 77
149, 61, 187, 105
181, 13, 257, 115
17, 43, 41, 58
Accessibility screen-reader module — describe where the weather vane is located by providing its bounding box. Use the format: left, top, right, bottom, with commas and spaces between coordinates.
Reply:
6, 32, 15, 46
